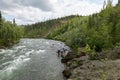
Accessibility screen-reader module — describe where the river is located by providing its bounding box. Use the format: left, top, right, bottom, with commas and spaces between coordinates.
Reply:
0, 39, 70, 80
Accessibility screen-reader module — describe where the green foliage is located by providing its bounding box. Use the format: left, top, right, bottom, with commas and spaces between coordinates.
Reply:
106, 0, 113, 8
23, 3, 120, 53
101, 70, 107, 80
46, 4, 120, 52
85, 44, 91, 54
118, 0, 120, 4
108, 5, 120, 44
24, 15, 79, 38
0, 12, 23, 47
0, 11, 2, 24
47, 17, 88, 49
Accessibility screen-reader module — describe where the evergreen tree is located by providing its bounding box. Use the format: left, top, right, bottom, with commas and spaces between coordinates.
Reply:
0, 11, 2, 26
103, 0, 106, 9
13, 18, 15, 24
106, 0, 113, 8
87, 16, 92, 29
118, 0, 120, 4
13, 18, 16, 26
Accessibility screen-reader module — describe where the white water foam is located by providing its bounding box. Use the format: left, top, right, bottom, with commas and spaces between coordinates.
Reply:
0, 66, 16, 80
0, 61, 11, 68
6, 50, 15, 56
36, 49, 46, 53
13, 46, 26, 50
13, 55, 31, 66
25, 50, 34, 56
5, 66, 17, 73
0, 52, 31, 78
0, 49, 5, 54
0, 49, 13, 54
0, 58, 31, 77
46, 42, 50, 45
0, 39, 68, 80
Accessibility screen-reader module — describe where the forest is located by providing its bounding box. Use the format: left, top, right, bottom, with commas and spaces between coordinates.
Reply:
0, 0, 120, 53
23, 15, 79, 38
24, 1, 120, 53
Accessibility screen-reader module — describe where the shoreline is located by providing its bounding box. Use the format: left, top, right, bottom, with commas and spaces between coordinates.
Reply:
0, 46, 7, 49
61, 47, 120, 80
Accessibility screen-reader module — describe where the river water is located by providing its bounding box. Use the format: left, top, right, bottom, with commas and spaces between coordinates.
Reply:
0, 39, 70, 80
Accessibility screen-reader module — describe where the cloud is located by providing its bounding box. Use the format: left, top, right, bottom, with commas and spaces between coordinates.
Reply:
0, 0, 16, 10
18, 0, 53, 11
0, 0, 118, 25
0, 0, 53, 11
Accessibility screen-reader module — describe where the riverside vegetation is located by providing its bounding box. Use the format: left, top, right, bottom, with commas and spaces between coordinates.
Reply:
24, 1, 120, 53
0, 0, 120, 80
0, 11, 23, 48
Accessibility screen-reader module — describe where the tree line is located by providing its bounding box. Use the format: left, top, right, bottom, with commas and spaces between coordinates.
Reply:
0, 11, 23, 47
23, 15, 80, 38
46, 1, 120, 52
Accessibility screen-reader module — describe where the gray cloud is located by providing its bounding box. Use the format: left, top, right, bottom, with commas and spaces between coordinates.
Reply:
0, 0, 16, 10
0, 0, 53, 11
2, 0, 117, 25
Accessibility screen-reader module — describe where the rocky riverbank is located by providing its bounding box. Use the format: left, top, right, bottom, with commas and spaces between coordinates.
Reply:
0, 41, 18, 49
61, 47, 120, 80
0, 46, 7, 49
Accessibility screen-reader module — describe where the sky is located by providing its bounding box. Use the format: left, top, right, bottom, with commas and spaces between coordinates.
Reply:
0, 0, 118, 25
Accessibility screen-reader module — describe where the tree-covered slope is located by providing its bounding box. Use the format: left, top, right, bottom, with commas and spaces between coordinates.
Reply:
24, 2, 120, 52
24, 15, 79, 38
46, 3, 120, 52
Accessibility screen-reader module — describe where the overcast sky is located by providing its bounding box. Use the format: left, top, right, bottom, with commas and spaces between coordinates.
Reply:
0, 0, 118, 25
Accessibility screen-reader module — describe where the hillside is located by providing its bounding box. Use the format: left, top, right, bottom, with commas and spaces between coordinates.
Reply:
46, 3, 120, 52
24, 3, 120, 53
24, 15, 80, 38
23, 4, 120, 79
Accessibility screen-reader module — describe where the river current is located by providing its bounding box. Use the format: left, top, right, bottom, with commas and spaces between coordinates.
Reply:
0, 39, 70, 80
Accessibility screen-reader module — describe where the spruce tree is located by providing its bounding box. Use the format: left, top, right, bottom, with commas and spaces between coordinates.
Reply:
106, 0, 112, 8
13, 18, 16, 26
0, 11, 2, 24
0, 11, 2, 29
103, 0, 106, 9
118, 0, 120, 4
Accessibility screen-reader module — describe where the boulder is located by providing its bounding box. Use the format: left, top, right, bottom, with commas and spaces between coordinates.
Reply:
61, 52, 76, 63
62, 67, 71, 78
